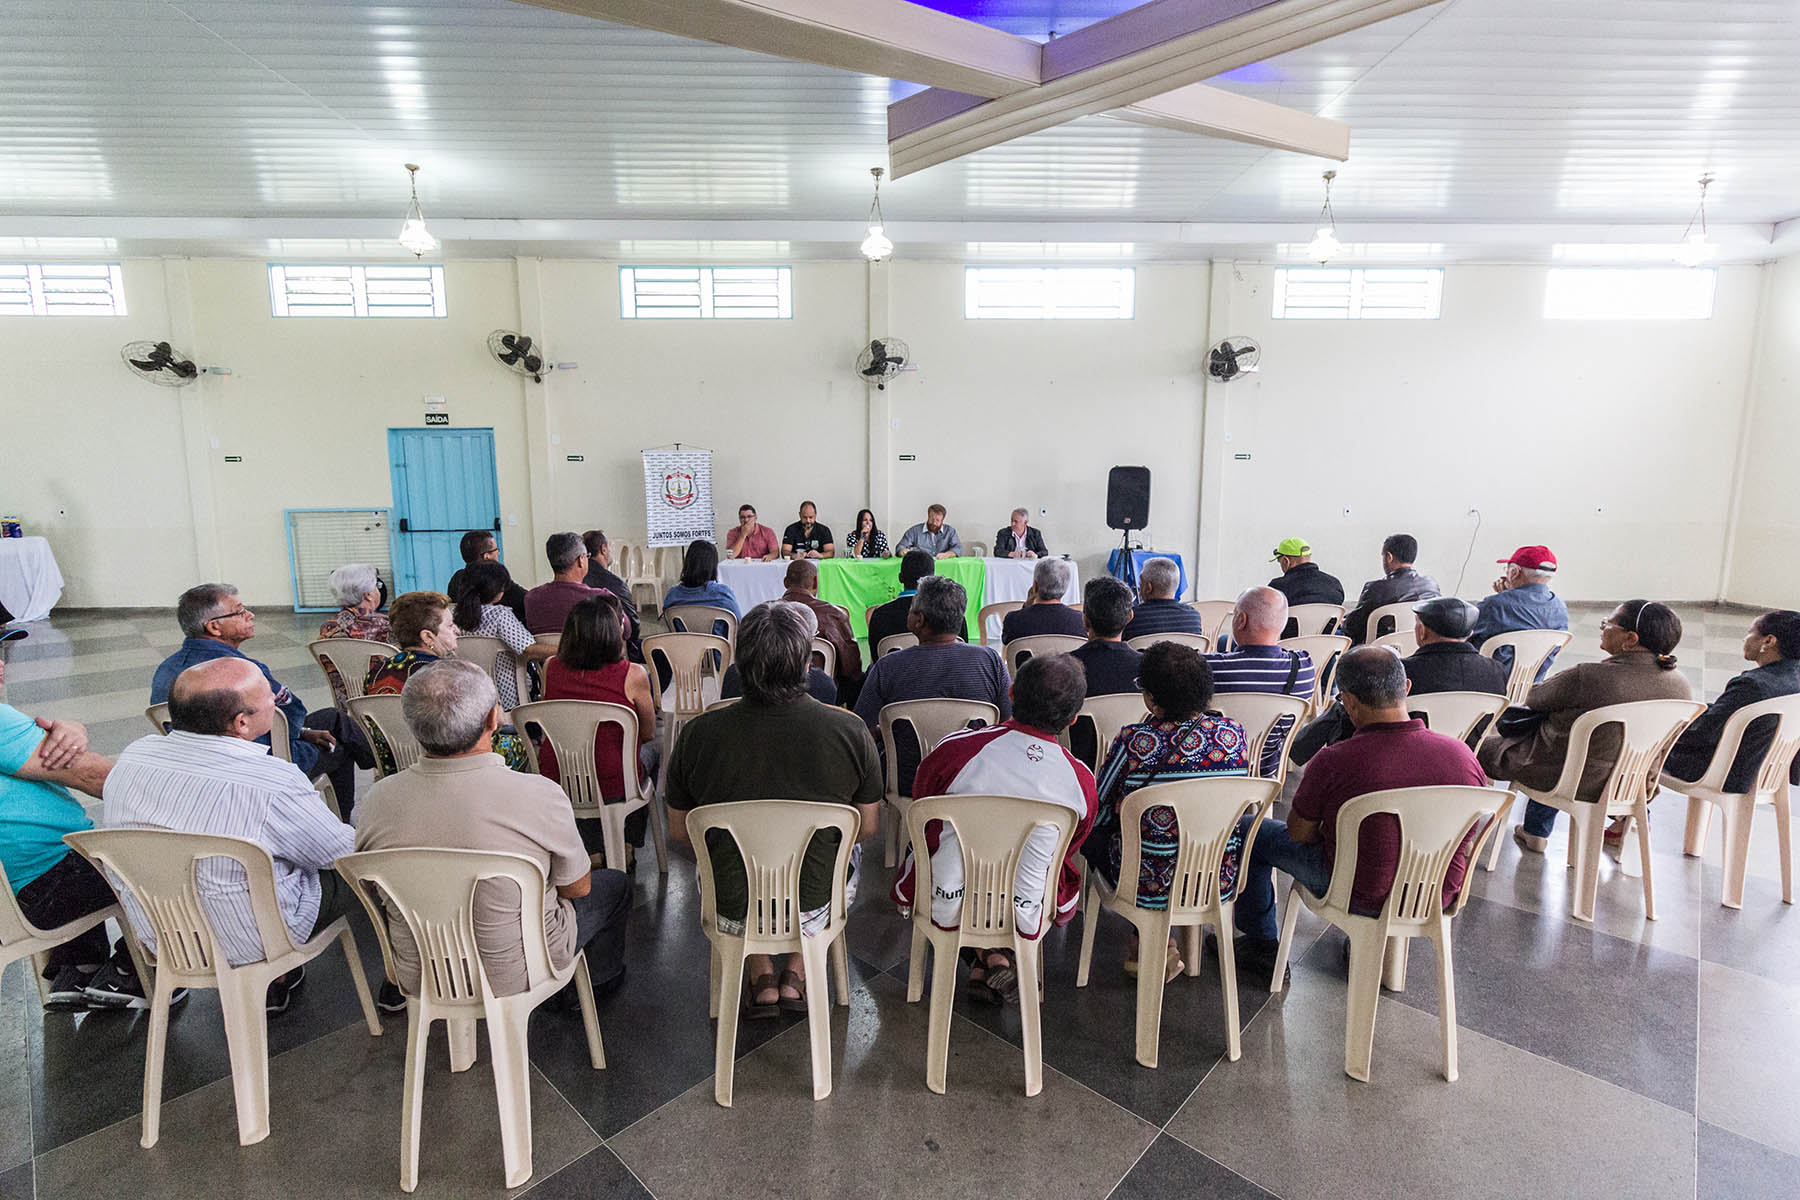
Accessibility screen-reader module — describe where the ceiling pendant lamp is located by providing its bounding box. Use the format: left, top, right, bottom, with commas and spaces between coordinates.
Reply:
1674, 173, 1714, 268
1305, 169, 1340, 264
860, 167, 894, 262
397, 163, 440, 257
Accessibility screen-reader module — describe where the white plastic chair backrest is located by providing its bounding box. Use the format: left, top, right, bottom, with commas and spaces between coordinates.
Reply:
1207, 693, 1312, 779
346, 693, 425, 777
0, 855, 55, 946
1479, 628, 1574, 703
642, 632, 732, 716
1126, 631, 1211, 652
1542, 698, 1706, 806
1288, 604, 1346, 636
1406, 690, 1508, 744
907, 794, 1073, 939
665, 605, 738, 644
512, 699, 642, 814
267, 709, 294, 763
146, 702, 172, 735
685, 800, 859, 940
454, 634, 530, 709
1277, 634, 1352, 706
1374, 629, 1418, 658
1683, 693, 1800, 797
1189, 601, 1236, 644
809, 637, 836, 678
62, 828, 295, 972
876, 632, 919, 658
1114, 777, 1281, 914
977, 601, 1024, 646
1364, 602, 1417, 643
878, 699, 1001, 798
308, 638, 398, 704
1322, 786, 1512, 921
1004, 635, 1084, 676
1060, 694, 1148, 772
706, 697, 740, 711
335, 848, 555, 1004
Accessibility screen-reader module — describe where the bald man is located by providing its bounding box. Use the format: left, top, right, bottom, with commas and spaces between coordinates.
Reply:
106, 658, 357, 1016
1204, 587, 1318, 776
780, 558, 863, 703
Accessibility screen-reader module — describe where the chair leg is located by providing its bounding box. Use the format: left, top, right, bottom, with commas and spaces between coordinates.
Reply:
924, 940, 958, 1095
1568, 806, 1605, 923
647, 791, 670, 874
798, 935, 834, 1100
1775, 786, 1794, 905
1269, 882, 1303, 994
1075, 875, 1099, 988
708, 943, 721, 1020
572, 956, 605, 1069
1381, 936, 1408, 993
139, 967, 175, 1148
1684, 795, 1712, 857
905, 921, 927, 1004
486, 1001, 535, 1189
599, 812, 627, 882
1133, 914, 1171, 1070
1215, 909, 1242, 1062
400, 1004, 429, 1193
218, 970, 274, 1146
713, 942, 746, 1108
1183, 923, 1203, 977
448, 1019, 478, 1072
1431, 917, 1458, 1083
883, 803, 899, 869
829, 933, 850, 1006
1719, 796, 1755, 910
340, 927, 383, 1035
1016, 937, 1046, 1097
29, 951, 50, 1006
1343, 930, 1386, 1083
1482, 805, 1507, 871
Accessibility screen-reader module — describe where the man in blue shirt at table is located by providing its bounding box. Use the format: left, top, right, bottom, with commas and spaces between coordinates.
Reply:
151, 583, 372, 816
896, 504, 962, 559
1121, 557, 1204, 641
1470, 545, 1570, 683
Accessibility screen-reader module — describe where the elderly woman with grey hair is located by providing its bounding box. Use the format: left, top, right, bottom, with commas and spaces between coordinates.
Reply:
318, 563, 390, 642
663, 601, 883, 1018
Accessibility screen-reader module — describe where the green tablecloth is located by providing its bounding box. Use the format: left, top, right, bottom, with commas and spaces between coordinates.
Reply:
815, 557, 986, 641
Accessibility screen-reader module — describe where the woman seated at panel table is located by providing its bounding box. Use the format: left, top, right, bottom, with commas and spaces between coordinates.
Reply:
662, 539, 741, 637
534, 592, 659, 868
845, 509, 890, 559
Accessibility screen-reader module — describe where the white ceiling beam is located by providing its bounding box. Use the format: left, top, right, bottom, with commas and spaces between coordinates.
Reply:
1103, 83, 1348, 160
888, 0, 1439, 178
507, 0, 1043, 97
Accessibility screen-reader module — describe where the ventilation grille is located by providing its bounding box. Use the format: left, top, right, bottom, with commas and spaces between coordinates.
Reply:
286, 509, 393, 611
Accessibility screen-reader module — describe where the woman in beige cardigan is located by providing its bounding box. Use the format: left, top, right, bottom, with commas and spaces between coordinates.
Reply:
1478, 599, 1690, 853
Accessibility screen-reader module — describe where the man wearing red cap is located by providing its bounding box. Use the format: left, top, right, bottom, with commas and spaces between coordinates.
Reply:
1471, 545, 1570, 683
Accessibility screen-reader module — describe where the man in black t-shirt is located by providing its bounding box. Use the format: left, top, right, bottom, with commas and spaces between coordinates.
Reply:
780, 501, 835, 559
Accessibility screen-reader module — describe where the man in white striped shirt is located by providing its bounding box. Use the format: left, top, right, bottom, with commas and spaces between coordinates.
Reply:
102, 658, 355, 1015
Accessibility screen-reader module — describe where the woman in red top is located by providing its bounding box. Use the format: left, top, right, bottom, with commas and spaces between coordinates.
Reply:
539, 593, 659, 864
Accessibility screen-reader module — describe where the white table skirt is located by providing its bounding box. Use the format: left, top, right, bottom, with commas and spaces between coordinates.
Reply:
0, 537, 64, 625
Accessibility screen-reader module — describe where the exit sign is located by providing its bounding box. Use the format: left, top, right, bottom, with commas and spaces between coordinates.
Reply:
424, 412, 450, 426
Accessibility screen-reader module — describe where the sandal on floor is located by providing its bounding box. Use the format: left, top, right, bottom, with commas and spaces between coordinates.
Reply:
982, 951, 1019, 1005
962, 963, 1001, 1005
743, 973, 780, 1021
777, 968, 808, 1013
1602, 817, 1631, 844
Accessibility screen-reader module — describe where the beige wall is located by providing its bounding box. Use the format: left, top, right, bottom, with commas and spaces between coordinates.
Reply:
1727, 255, 1800, 608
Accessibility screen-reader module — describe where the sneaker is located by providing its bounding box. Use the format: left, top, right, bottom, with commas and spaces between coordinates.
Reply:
266, 965, 306, 1015
376, 980, 408, 1014
1513, 825, 1549, 855
44, 965, 98, 1012
84, 961, 188, 1010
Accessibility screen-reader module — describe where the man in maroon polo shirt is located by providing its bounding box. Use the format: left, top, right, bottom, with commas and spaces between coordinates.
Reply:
1234, 646, 1488, 976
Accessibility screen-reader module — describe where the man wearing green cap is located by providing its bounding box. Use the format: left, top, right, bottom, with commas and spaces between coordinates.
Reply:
1268, 537, 1343, 639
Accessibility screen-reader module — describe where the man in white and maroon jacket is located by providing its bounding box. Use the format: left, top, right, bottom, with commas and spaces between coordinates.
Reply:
891, 652, 1097, 1004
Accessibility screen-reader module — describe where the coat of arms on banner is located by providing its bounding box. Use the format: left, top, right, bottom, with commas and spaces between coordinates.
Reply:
663, 471, 696, 509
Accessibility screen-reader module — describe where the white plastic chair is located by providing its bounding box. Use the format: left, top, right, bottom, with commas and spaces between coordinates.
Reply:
1479, 629, 1574, 705
346, 693, 424, 780
809, 637, 836, 679
1209, 692, 1312, 786
1058, 694, 1148, 774
1188, 600, 1236, 646
307, 637, 399, 708
664, 605, 738, 646
1363, 601, 1418, 644
686, 800, 856, 1106
1288, 603, 1346, 636
0, 856, 150, 1009
1276, 634, 1351, 710
905, 794, 1074, 1095
513, 699, 668, 874
1667, 693, 1800, 909
1486, 698, 1704, 921
335, 848, 604, 1192
1268, 786, 1514, 1082
1407, 690, 1508, 746
1076, 777, 1280, 1066
878, 698, 1001, 869
1374, 629, 1418, 658
642, 631, 733, 760
1126, 631, 1213, 652
977, 601, 1024, 646
622, 544, 661, 615
876, 632, 919, 658
1004, 634, 1084, 677
145, 702, 172, 735
456, 634, 531, 712
62, 829, 381, 1148
705, 697, 740, 711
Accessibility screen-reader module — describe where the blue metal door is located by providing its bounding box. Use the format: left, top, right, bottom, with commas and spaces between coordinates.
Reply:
387, 428, 502, 594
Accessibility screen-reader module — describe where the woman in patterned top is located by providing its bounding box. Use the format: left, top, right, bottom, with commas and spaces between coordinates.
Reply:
449, 561, 556, 711
1089, 641, 1249, 980
844, 509, 890, 559
365, 591, 528, 772
315, 563, 392, 707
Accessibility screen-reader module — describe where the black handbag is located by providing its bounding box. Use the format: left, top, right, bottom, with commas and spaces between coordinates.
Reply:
1493, 705, 1548, 737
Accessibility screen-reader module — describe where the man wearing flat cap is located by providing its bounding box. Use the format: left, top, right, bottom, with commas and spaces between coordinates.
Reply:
1287, 596, 1508, 765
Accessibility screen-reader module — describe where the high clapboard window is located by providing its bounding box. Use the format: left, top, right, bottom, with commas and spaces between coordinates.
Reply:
0, 263, 127, 316
964, 267, 1135, 319
1542, 268, 1716, 320
268, 264, 447, 318
619, 267, 793, 319
1272, 268, 1442, 319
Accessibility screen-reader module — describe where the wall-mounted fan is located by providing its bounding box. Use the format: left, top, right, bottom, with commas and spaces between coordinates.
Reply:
120, 340, 200, 387
855, 336, 910, 390
487, 330, 546, 383
1208, 336, 1260, 382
